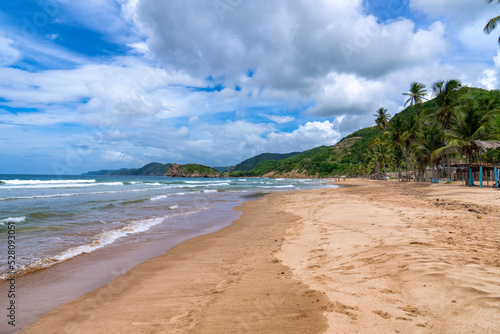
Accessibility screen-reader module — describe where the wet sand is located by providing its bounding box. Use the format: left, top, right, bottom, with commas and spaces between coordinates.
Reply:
0, 202, 240, 333
20, 193, 329, 334
21, 180, 500, 333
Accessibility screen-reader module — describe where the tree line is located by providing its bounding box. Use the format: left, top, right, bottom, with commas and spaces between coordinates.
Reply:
366, 81, 500, 182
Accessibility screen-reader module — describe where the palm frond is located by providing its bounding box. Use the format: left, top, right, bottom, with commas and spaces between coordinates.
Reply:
484, 16, 500, 34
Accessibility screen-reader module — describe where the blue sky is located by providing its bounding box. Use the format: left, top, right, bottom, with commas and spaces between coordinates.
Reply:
0, 0, 499, 174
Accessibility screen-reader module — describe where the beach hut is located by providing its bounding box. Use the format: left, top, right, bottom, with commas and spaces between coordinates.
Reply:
458, 140, 500, 187
459, 165, 499, 188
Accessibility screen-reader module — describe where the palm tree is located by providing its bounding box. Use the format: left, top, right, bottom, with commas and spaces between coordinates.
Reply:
399, 113, 421, 181
374, 107, 390, 131
388, 121, 405, 181
403, 82, 428, 117
435, 96, 500, 184
369, 137, 381, 174
374, 108, 391, 174
432, 80, 462, 127
412, 121, 444, 182
411, 133, 429, 182
432, 79, 462, 181
388, 116, 409, 181
484, 0, 500, 44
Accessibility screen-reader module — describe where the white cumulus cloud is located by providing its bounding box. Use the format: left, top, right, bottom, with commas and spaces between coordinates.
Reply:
0, 36, 20, 66
103, 150, 134, 161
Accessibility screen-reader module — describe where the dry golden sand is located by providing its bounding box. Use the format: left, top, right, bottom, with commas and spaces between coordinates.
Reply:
278, 179, 500, 333
22, 180, 500, 333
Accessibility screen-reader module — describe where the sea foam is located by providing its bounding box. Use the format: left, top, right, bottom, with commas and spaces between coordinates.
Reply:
0, 179, 96, 185
0, 216, 26, 224
150, 195, 169, 201
3, 216, 167, 279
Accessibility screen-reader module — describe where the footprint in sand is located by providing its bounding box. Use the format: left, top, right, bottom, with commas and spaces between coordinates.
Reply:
398, 305, 424, 317
322, 301, 359, 320
373, 310, 391, 319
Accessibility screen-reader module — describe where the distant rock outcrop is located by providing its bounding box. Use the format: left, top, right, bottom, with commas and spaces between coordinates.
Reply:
166, 164, 221, 178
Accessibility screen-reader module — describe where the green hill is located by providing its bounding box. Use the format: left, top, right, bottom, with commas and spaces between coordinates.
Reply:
228, 152, 302, 172
229, 127, 377, 178
130, 162, 172, 176
167, 164, 221, 177
84, 162, 221, 177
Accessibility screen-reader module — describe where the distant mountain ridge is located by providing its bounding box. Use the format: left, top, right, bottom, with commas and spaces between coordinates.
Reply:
211, 166, 234, 173
228, 152, 302, 172
84, 162, 221, 178
83, 162, 172, 176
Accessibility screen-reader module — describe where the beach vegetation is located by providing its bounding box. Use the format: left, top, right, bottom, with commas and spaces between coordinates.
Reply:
373, 108, 391, 174
435, 95, 500, 168
432, 79, 462, 181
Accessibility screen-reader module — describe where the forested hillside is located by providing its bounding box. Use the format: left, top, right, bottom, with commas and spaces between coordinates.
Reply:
228, 86, 500, 179
228, 152, 302, 172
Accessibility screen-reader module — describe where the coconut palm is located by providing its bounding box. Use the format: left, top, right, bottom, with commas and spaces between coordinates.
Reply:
374, 107, 391, 131
432, 80, 462, 127
412, 122, 444, 182
369, 137, 382, 174
399, 113, 421, 181
435, 96, 500, 184
432, 79, 462, 181
484, 0, 500, 44
402, 82, 427, 117
388, 118, 406, 181
373, 108, 391, 174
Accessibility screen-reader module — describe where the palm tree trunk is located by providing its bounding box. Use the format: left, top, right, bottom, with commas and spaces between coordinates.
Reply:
377, 135, 384, 174
400, 144, 410, 181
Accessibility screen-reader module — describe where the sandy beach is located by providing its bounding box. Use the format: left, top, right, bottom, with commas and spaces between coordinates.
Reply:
21, 180, 500, 333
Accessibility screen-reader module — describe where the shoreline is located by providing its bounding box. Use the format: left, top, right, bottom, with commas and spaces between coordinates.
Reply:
0, 197, 244, 333
20, 191, 330, 333
17, 180, 500, 333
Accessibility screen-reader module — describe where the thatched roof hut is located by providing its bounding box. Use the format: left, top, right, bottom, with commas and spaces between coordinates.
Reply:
475, 140, 500, 151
